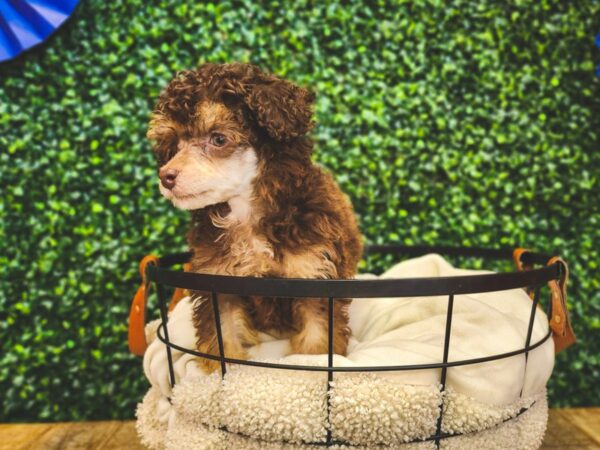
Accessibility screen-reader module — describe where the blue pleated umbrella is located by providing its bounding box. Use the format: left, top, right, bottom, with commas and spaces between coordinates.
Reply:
596, 32, 600, 77
0, 0, 79, 62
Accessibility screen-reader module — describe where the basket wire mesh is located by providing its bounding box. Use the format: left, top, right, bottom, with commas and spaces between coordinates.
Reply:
145, 245, 561, 448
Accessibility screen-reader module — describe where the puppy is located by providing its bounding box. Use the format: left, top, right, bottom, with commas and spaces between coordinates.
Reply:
147, 63, 362, 373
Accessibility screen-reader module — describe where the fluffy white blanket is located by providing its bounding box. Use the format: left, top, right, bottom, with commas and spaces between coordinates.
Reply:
137, 254, 553, 449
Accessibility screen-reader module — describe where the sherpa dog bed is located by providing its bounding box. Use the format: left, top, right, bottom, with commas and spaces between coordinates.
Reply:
136, 254, 554, 450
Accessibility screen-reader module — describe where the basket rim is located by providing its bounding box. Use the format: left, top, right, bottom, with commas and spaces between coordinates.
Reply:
145, 244, 561, 298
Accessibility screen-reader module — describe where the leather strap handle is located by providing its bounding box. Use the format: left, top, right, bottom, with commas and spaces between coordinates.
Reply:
128, 257, 190, 356
513, 248, 534, 272
128, 255, 159, 356
168, 262, 191, 312
546, 256, 576, 353
513, 248, 535, 299
513, 248, 576, 353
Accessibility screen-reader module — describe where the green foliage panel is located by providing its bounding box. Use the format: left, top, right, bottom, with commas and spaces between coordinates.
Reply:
0, 0, 598, 421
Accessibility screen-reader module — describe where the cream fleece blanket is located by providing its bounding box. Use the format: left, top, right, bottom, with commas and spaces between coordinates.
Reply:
137, 254, 553, 449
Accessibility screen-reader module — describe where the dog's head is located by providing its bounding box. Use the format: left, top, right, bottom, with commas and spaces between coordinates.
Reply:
147, 63, 315, 211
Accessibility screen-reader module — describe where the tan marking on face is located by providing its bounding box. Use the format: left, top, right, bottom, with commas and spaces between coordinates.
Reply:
147, 112, 176, 141
147, 113, 184, 164
195, 102, 235, 134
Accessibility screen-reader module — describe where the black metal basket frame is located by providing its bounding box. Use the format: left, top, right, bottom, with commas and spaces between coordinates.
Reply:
146, 245, 561, 448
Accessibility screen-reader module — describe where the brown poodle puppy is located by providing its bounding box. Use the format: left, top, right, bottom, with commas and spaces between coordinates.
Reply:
147, 63, 363, 373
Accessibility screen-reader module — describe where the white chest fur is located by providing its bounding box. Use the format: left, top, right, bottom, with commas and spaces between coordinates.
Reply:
208, 194, 337, 280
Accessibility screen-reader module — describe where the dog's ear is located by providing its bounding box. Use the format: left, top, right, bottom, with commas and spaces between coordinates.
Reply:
244, 78, 316, 142
195, 63, 315, 141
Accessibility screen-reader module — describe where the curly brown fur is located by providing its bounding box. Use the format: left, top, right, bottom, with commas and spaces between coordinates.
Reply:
148, 63, 363, 373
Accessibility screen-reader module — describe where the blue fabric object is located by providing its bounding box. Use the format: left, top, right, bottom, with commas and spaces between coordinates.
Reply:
0, 0, 78, 62
596, 33, 600, 77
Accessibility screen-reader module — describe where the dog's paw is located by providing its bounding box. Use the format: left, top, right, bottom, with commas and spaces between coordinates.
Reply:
198, 357, 221, 374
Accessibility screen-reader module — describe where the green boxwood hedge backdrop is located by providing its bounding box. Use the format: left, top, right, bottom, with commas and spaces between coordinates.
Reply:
1, 0, 599, 421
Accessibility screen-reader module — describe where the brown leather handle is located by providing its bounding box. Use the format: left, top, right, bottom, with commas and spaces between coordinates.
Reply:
513, 248, 534, 273
128, 256, 191, 356
513, 248, 576, 353
546, 256, 576, 353
128, 255, 159, 356
513, 248, 535, 299
168, 262, 191, 312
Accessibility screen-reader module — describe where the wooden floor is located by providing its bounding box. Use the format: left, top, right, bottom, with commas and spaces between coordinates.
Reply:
543, 408, 600, 449
0, 408, 598, 449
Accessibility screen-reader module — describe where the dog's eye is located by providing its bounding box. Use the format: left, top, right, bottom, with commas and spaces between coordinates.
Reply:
210, 133, 227, 147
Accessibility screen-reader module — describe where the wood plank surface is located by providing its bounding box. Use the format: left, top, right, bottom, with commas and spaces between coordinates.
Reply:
0, 408, 598, 449
0, 421, 145, 450
542, 407, 600, 449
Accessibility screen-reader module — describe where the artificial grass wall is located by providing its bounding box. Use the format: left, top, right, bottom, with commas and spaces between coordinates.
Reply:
0, 0, 598, 421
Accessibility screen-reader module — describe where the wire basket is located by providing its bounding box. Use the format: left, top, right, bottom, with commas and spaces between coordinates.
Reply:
128, 245, 574, 448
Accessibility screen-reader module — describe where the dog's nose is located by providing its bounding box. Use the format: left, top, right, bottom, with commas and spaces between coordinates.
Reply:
159, 168, 179, 190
